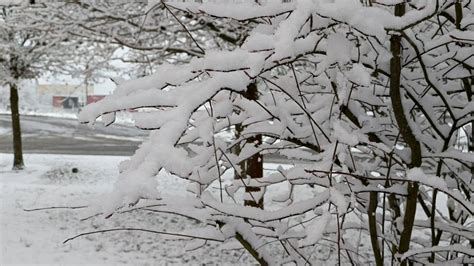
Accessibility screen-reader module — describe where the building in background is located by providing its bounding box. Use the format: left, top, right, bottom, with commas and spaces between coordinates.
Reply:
36, 84, 105, 109
37, 84, 90, 109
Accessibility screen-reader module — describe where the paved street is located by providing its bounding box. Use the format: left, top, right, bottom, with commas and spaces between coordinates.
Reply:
0, 114, 298, 164
0, 114, 145, 156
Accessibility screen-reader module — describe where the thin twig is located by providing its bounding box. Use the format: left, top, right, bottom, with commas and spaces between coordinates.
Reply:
63, 227, 224, 244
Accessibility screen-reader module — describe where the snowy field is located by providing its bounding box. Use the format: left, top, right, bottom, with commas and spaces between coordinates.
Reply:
1, 153, 350, 265
0, 153, 265, 265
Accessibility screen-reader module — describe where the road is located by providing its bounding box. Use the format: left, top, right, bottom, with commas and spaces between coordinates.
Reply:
0, 114, 290, 163
0, 113, 146, 156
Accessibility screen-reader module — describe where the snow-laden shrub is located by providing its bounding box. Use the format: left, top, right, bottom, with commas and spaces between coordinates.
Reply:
79, 1, 473, 265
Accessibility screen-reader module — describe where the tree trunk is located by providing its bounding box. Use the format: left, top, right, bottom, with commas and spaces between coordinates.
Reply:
232, 82, 266, 264
389, 3, 421, 265
233, 82, 264, 208
368, 191, 383, 266
242, 82, 264, 209
243, 133, 263, 208
10, 82, 24, 170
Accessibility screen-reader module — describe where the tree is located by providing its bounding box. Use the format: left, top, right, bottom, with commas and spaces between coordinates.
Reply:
62, 0, 265, 206
60, 0, 250, 72
0, 1, 117, 170
78, 1, 473, 265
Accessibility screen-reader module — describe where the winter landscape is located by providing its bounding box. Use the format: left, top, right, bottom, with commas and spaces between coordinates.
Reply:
1, 0, 473, 265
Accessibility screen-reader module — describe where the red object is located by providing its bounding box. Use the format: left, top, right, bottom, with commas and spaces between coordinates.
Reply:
87, 95, 106, 104
87, 95, 105, 104
52, 96, 64, 107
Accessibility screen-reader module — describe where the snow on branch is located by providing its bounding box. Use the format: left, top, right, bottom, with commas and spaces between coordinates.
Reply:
77, 0, 474, 264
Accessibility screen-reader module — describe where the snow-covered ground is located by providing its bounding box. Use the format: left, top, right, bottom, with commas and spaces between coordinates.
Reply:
1, 153, 380, 265
0, 153, 265, 265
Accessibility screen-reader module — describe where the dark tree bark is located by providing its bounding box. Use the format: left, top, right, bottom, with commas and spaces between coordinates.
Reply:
368, 191, 383, 266
233, 82, 264, 209
242, 82, 264, 209
389, 3, 421, 265
10, 82, 24, 170
229, 82, 265, 265
243, 133, 263, 208
230, 83, 266, 265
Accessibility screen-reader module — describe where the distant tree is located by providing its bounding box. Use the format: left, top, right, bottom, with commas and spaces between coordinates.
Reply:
0, 1, 116, 170
78, 0, 473, 265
